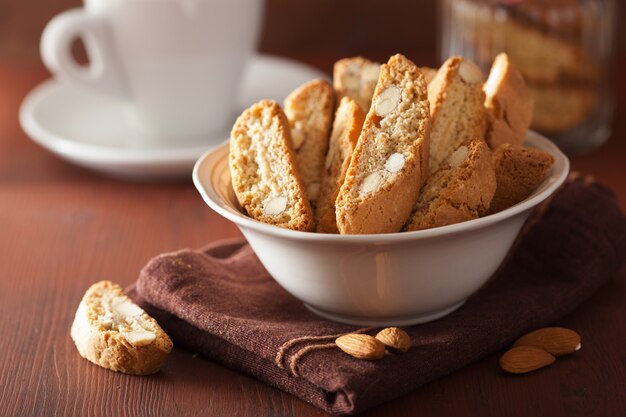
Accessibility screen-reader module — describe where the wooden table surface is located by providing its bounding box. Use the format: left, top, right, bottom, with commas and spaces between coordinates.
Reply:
1, 54, 625, 417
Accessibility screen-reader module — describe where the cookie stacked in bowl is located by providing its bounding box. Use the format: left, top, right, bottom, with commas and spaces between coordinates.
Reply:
228, 53, 554, 234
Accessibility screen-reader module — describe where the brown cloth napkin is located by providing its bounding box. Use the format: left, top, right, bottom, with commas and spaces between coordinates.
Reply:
128, 175, 626, 415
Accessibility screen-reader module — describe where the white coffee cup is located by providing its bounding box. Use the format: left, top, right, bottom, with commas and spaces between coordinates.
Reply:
41, 0, 263, 143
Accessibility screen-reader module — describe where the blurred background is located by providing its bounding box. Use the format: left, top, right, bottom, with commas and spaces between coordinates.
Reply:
2, 0, 626, 157
0, 0, 438, 68
3, 0, 622, 70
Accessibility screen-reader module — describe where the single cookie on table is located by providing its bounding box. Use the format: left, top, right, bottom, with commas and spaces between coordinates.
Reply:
336, 54, 430, 235
229, 100, 314, 232
483, 53, 534, 149
488, 144, 555, 214
71, 281, 172, 375
316, 97, 366, 233
283, 79, 335, 205
405, 137, 496, 232
428, 56, 487, 174
333, 57, 381, 111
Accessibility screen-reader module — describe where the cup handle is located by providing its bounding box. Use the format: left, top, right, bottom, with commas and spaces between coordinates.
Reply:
40, 8, 127, 99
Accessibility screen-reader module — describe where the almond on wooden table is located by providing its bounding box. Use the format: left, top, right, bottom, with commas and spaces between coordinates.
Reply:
499, 346, 556, 374
513, 327, 581, 356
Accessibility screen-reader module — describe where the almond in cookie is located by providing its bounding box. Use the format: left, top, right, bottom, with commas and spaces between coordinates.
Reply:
405, 137, 496, 231
229, 100, 314, 231
484, 53, 534, 149
71, 280, 172, 375
336, 54, 430, 234
316, 97, 366, 233
333, 57, 381, 112
283, 79, 335, 205
488, 144, 555, 214
428, 56, 487, 174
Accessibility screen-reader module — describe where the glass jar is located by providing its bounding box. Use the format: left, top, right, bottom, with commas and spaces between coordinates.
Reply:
439, 0, 616, 154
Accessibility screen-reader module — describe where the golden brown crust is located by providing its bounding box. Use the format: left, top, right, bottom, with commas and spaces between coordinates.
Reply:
229, 100, 315, 231
488, 144, 555, 214
70, 281, 172, 375
428, 56, 487, 174
484, 53, 534, 148
316, 97, 365, 233
333, 57, 381, 112
283, 79, 335, 206
336, 54, 430, 234
405, 138, 496, 231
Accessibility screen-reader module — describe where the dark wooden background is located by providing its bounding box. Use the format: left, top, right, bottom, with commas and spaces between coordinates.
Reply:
7, 0, 444, 63
1, 1, 625, 416
4, 0, 625, 65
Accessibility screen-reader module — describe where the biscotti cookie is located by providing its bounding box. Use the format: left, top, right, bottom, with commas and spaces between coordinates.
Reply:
529, 84, 597, 133
483, 53, 534, 148
488, 144, 555, 214
71, 281, 172, 375
336, 54, 430, 234
283, 79, 335, 205
505, 0, 584, 39
405, 137, 496, 231
448, 0, 587, 84
229, 100, 314, 231
316, 97, 366, 233
501, 17, 587, 84
333, 57, 381, 111
428, 56, 487, 174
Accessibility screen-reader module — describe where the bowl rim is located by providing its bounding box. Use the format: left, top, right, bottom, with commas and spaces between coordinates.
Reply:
192, 131, 570, 243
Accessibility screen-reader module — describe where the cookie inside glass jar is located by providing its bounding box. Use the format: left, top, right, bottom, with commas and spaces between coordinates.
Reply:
440, 0, 616, 154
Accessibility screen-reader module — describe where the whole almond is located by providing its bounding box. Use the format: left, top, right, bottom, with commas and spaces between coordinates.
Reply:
375, 85, 401, 117
336, 334, 385, 360
513, 327, 581, 357
375, 327, 411, 353
499, 346, 555, 374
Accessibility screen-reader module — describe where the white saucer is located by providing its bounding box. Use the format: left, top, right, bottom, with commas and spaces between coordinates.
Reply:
20, 54, 328, 181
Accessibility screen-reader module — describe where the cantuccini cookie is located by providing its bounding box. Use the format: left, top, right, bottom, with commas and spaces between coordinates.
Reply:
405, 138, 496, 231
316, 97, 366, 233
229, 100, 314, 231
488, 144, 555, 214
529, 85, 597, 133
336, 54, 430, 234
71, 281, 172, 375
333, 57, 381, 112
499, 18, 585, 85
484, 53, 534, 148
283, 79, 335, 205
428, 56, 487, 174
448, 0, 590, 84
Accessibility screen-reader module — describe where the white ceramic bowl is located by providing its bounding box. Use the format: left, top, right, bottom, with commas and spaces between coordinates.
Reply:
193, 132, 569, 326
